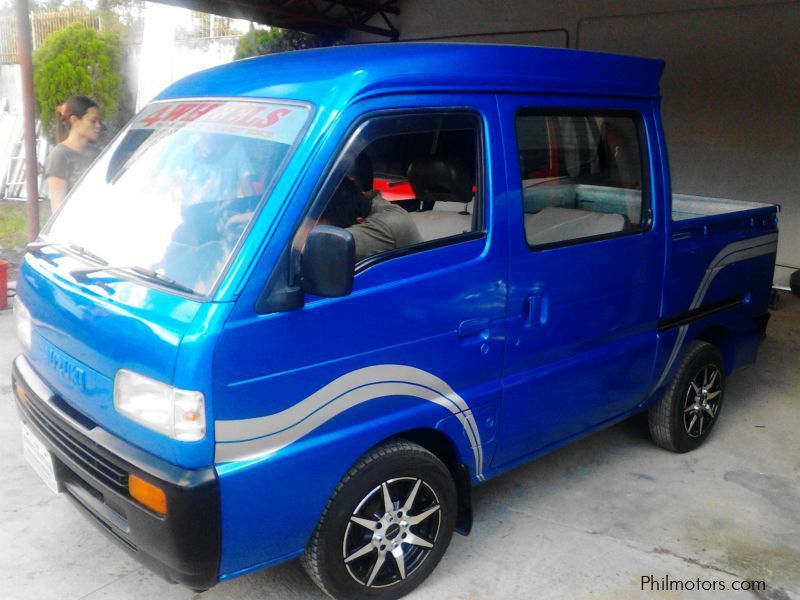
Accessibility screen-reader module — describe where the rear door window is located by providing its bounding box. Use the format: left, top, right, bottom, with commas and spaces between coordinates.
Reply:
515, 112, 649, 249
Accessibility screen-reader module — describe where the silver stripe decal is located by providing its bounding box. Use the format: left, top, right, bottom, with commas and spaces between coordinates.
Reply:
652, 233, 778, 392
215, 365, 484, 476
213, 234, 775, 475
689, 234, 778, 311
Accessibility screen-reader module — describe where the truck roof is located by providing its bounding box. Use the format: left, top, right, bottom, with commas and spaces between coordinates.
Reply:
157, 43, 665, 106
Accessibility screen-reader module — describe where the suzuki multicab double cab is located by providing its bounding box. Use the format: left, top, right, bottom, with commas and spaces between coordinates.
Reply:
12, 44, 778, 599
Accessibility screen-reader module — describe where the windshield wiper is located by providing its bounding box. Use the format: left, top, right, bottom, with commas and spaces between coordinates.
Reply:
27, 241, 56, 253
129, 266, 196, 295
70, 264, 195, 295
68, 244, 109, 265
26, 240, 62, 263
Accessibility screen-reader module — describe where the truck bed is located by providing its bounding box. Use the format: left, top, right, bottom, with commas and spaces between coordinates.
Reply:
672, 194, 772, 221
659, 193, 778, 383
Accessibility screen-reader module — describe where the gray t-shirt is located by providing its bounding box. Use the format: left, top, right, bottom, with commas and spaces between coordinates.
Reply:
348, 194, 423, 261
45, 143, 99, 193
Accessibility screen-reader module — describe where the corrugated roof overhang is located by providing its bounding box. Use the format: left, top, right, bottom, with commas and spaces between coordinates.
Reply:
153, 0, 401, 41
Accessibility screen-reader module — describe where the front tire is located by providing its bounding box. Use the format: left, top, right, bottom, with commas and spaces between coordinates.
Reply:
302, 440, 457, 600
649, 341, 726, 452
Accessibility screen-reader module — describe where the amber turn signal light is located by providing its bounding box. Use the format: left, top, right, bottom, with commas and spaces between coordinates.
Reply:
129, 474, 167, 515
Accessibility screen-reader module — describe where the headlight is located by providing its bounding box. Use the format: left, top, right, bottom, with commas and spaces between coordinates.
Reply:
14, 299, 32, 349
114, 370, 205, 441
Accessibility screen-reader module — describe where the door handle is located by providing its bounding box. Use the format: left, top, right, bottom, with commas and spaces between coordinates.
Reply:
525, 287, 548, 327
458, 317, 490, 338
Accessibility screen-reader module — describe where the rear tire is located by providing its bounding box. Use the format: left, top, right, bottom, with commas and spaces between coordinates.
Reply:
790, 269, 800, 297
649, 341, 726, 453
302, 440, 457, 600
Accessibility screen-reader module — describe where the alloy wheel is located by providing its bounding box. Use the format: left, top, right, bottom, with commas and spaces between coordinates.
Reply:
342, 477, 441, 589
683, 365, 722, 438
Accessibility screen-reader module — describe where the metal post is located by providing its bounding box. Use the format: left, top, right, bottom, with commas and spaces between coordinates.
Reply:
15, 0, 40, 241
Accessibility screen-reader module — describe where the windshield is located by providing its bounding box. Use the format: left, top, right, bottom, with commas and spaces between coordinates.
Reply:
44, 100, 310, 296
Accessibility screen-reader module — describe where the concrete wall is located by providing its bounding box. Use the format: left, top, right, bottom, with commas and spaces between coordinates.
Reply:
353, 0, 800, 286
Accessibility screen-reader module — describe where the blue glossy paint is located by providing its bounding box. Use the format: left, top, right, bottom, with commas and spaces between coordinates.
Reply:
17, 251, 213, 467
493, 95, 667, 466
15, 44, 777, 587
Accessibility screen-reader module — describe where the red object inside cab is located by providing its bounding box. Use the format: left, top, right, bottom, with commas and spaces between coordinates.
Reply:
372, 177, 416, 201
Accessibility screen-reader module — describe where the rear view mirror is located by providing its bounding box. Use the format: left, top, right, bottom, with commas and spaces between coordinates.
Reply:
301, 226, 355, 297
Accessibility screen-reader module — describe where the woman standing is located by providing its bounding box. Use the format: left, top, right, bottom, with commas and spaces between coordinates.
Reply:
45, 95, 103, 211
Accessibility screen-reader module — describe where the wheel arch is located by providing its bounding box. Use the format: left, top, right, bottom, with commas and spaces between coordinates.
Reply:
693, 326, 734, 373
385, 428, 473, 536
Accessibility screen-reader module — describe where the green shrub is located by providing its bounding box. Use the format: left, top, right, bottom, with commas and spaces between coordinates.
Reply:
234, 27, 322, 60
33, 24, 122, 143
0, 201, 50, 250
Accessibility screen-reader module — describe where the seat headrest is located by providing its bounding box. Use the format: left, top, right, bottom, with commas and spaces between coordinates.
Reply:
407, 155, 472, 206
351, 151, 374, 192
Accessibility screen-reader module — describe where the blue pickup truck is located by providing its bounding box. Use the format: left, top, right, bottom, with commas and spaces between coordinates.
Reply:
12, 44, 778, 599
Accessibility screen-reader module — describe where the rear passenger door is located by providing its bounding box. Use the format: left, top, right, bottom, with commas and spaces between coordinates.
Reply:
493, 98, 665, 467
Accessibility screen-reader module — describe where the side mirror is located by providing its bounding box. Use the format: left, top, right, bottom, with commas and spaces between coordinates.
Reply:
301, 225, 355, 297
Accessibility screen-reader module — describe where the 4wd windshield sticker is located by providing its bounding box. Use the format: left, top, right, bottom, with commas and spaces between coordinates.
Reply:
134, 101, 309, 144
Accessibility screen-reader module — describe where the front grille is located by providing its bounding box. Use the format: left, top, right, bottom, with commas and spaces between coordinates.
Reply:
23, 394, 129, 494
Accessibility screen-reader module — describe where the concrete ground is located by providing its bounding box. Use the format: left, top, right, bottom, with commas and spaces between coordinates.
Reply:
1, 293, 798, 600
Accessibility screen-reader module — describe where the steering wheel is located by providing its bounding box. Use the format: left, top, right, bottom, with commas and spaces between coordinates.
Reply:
217, 194, 260, 243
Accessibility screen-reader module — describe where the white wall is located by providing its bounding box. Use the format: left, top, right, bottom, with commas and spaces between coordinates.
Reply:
0, 64, 21, 190
136, 2, 241, 111
353, 0, 800, 286
0, 65, 48, 201
0, 64, 21, 109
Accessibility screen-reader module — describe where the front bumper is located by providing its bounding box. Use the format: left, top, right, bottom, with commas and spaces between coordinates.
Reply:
11, 355, 220, 590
